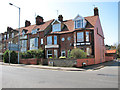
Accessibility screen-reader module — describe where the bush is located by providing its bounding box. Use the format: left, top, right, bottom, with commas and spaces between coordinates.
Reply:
3, 50, 9, 63
59, 56, 66, 59
3, 50, 17, 63
70, 48, 87, 59
21, 48, 44, 59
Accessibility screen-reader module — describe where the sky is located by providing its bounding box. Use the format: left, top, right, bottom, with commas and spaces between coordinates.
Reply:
0, 0, 119, 45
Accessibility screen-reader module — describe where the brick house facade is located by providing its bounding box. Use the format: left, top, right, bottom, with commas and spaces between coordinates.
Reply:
1, 7, 105, 64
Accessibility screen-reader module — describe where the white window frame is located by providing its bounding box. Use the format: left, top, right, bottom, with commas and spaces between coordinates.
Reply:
7, 34, 9, 39
47, 36, 52, 45
52, 24, 61, 32
30, 38, 38, 50
61, 50, 66, 56
12, 33, 14, 38
86, 31, 89, 42
54, 36, 57, 45
77, 32, 84, 42
4, 35, 6, 40
47, 50, 52, 58
41, 38, 43, 45
54, 50, 57, 58
86, 47, 90, 56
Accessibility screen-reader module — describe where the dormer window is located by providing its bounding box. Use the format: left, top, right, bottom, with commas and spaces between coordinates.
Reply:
7, 34, 9, 39
75, 19, 83, 29
51, 20, 61, 32
73, 14, 87, 29
32, 29, 38, 34
12, 33, 14, 38
22, 31, 25, 36
52, 24, 61, 32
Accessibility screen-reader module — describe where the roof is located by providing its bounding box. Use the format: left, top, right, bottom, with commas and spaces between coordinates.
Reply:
106, 50, 117, 54
16, 19, 54, 35
15, 15, 98, 35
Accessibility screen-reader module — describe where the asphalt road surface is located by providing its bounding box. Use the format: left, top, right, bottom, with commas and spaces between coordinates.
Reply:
1, 60, 119, 88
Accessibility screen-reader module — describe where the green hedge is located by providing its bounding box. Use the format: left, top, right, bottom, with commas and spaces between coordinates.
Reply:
3, 50, 17, 64
20, 48, 44, 59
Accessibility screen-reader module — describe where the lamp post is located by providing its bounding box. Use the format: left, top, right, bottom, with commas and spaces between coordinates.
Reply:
9, 3, 20, 64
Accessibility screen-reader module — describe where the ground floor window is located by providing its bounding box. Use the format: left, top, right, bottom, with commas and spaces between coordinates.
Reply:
86, 47, 90, 56
61, 50, 66, 56
54, 50, 57, 58
47, 50, 52, 58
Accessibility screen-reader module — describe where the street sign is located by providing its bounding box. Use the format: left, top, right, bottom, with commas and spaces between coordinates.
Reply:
8, 43, 19, 51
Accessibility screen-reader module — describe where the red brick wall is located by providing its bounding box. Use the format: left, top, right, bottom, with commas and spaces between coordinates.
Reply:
76, 58, 95, 67
105, 56, 114, 61
20, 58, 39, 65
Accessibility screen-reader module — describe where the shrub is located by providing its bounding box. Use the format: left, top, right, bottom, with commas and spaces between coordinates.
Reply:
21, 48, 44, 59
59, 56, 66, 59
10, 51, 17, 64
70, 48, 87, 59
3, 50, 9, 63
3, 50, 17, 63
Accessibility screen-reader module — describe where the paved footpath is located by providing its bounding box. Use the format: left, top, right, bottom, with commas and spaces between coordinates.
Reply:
0, 59, 116, 71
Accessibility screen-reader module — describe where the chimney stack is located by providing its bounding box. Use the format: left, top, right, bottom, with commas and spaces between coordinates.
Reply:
25, 20, 31, 27
58, 15, 63, 22
94, 7, 99, 16
36, 15, 44, 25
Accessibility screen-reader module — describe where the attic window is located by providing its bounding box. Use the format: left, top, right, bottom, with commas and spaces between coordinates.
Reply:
32, 29, 38, 34
52, 24, 61, 32
75, 19, 83, 29
22, 31, 26, 36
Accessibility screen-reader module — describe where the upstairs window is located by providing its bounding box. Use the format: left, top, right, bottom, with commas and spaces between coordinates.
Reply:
30, 38, 38, 50
75, 19, 83, 29
54, 36, 57, 45
12, 33, 14, 38
7, 34, 9, 39
32, 29, 38, 34
22, 31, 26, 36
52, 24, 61, 32
4, 35, 6, 40
47, 36, 52, 45
77, 32, 84, 42
0, 35, 2, 41
86, 31, 89, 42
41, 38, 43, 45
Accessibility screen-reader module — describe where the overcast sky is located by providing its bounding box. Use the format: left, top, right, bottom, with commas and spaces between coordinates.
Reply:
0, 0, 119, 45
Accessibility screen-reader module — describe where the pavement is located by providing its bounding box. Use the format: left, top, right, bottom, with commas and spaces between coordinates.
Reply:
0, 59, 118, 71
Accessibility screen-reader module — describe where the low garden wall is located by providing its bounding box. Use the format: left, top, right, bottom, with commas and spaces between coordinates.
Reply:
48, 59, 77, 67
76, 58, 95, 67
20, 58, 43, 65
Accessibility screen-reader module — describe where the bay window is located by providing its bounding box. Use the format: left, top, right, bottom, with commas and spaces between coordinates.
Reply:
77, 32, 84, 42
41, 38, 43, 45
30, 38, 38, 50
47, 36, 52, 45
54, 36, 57, 45
47, 50, 52, 58
86, 31, 89, 42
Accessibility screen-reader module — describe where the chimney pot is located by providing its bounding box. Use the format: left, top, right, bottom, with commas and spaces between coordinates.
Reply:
36, 15, 44, 25
25, 20, 31, 27
58, 15, 63, 22
94, 7, 99, 16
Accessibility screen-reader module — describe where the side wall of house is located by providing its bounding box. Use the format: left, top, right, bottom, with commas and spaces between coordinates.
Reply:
94, 17, 105, 64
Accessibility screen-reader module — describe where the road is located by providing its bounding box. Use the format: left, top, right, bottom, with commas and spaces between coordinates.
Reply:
1, 60, 119, 88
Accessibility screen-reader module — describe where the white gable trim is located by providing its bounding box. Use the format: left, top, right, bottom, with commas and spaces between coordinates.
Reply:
51, 19, 61, 25
73, 14, 84, 21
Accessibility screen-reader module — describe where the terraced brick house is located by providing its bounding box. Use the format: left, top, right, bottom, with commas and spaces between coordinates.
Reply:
1, 7, 105, 64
